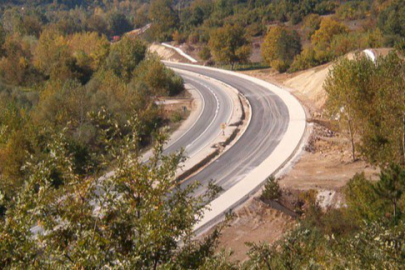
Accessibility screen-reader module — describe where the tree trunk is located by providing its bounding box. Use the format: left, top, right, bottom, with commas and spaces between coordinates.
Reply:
402, 113, 405, 166
348, 118, 356, 161
394, 199, 397, 221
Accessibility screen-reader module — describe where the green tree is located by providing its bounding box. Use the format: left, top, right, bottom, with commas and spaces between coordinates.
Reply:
324, 56, 374, 161
33, 28, 80, 82
199, 45, 211, 61
105, 37, 146, 82
133, 55, 184, 96
261, 26, 301, 72
0, 125, 221, 268
208, 24, 251, 69
378, 0, 405, 43
107, 12, 133, 37
375, 164, 405, 221
0, 23, 5, 57
260, 176, 281, 201
361, 53, 405, 165
345, 173, 381, 222
148, 0, 179, 41
325, 52, 405, 166
311, 18, 349, 62
301, 13, 321, 40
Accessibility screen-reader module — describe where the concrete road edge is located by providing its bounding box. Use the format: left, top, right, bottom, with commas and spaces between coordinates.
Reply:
163, 62, 307, 235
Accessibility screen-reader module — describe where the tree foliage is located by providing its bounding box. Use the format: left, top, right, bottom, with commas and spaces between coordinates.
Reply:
260, 176, 281, 201
105, 36, 146, 83
325, 52, 405, 165
311, 17, 349, 62
0, 125, 222, 268
208, 24, 251, 69
261, 26, 301, 72
148, 0, 179, 42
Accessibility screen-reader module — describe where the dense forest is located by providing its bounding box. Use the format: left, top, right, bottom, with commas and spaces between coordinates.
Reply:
1, 0, 405, 268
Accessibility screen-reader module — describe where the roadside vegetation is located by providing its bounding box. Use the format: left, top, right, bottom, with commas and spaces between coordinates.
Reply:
144, 0, 401, 73
1, 0, 405, 268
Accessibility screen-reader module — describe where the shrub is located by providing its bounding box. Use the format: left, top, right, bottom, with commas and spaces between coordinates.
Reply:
260, 176, 281, 201
170, 111, 183, 123
199, 45, 211, 60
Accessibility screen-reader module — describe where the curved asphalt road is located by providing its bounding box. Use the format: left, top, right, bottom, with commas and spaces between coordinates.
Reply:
163, 73, 233, 160
166, 63, 290, 197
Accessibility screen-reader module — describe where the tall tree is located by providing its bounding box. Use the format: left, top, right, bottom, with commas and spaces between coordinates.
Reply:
148, 0, 179, 41
378, 0, 405, 40
261, 25, 302, 72
107, 12, 133, 37
105, 37, 146, 83
361, 52, 405, 165
374, 164, 405, 221
324, 55, 375, 161
208, 24, 251, 69
312, 18, 348, 62
0, 23, 5, 57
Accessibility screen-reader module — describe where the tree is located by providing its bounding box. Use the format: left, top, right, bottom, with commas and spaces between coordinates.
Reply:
33, 28, 79, 82
261, 26, 301, 72
260, 176, 281, 201
311, 18, 349, 62
301, 14, 321, 40
324, 56, 376, 161
67, 32, 110, 72
172, 30, 185, 45
0, 34, 41, 86
148, 0, 179, 41
0, 23, 5, 57
0, 103, 35, 197
374, 164, 405, 221
208, 24, 251, 69
0, 124, 222, 268
360, 53, 405, 166
198, 45, 211, 61
86, 15, 108, 35
345, 173, 381, 222
133, 55, 184, 96
377, 0, 405, 41
107, 12, 133, 37
325, 51, 405, 165
105, 37, 146, 83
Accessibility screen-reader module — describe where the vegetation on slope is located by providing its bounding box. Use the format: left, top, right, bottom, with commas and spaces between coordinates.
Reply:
1, 0, 405, 268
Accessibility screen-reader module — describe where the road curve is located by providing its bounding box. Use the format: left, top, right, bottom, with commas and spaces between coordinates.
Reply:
167, 63, 288, 194
163, 73, 233, 160
165, 62, 306, 233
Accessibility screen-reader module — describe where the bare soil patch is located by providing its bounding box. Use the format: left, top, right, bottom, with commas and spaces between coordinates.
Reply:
212, 198, 294, 262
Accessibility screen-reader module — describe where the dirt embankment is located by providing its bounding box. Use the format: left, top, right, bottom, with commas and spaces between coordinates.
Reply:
149, 43, 191, 63
215, 198, 294, 262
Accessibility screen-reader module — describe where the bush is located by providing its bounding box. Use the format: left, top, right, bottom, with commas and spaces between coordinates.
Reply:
172, 30, 185, 45
260, 176, 281, 201
199, 45, 211, 60
246, 22, 265, 37
170, 111, 183, 123
188, 31, 200, 44
271, 59, 289, 73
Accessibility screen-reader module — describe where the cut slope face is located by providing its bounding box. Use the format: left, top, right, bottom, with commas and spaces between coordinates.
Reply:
283, 48, 393, 111
149, 43, 192, 63
283, 63, 331, 110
